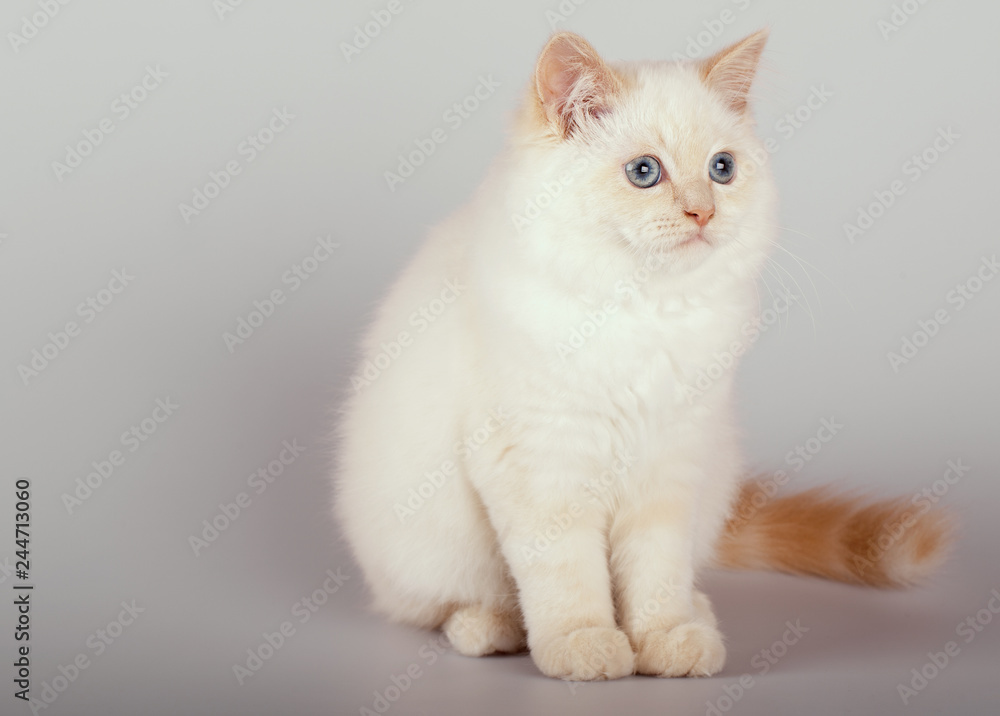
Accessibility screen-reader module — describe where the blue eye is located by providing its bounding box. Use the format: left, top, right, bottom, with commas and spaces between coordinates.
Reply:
625, 155, 661, 188
709, 152, 735, 184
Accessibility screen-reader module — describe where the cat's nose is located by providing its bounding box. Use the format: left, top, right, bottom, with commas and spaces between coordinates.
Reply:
685, 206, 714, 227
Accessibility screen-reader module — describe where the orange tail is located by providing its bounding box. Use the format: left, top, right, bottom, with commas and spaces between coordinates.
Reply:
715, 480, 954, 587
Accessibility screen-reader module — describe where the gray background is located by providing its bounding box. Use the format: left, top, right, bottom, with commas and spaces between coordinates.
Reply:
1, 0, 998, 714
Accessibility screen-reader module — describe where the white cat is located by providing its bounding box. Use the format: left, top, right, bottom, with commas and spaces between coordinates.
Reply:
333, 30, 950, 680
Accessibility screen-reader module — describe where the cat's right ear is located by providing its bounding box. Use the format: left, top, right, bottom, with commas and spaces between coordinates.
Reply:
534, 32, 619, 137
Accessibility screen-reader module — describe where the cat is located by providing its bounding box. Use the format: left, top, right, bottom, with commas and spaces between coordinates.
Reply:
332, 29, 951, 681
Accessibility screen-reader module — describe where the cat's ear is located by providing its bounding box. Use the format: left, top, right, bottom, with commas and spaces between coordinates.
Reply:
699, 28, 769, 114
534, 32, 619, 137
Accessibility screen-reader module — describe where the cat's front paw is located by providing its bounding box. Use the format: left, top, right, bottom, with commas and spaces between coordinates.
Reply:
634, 622, 726, 677
532, 627, 635, 681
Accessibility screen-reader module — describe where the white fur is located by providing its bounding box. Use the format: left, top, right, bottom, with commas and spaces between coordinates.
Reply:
334, 39, 777, 680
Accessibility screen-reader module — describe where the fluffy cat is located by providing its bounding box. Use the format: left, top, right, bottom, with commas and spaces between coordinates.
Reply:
333, 29, 951, 680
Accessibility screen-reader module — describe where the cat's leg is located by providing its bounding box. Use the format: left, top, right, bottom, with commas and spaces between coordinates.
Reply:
506, 498, 635, 680
610, 472, 727, 678
355, 484, 527, 657
339, 423, 527, 656
472, 463, 635, 680
443, 598, 526, 656
361, 521, 527, 657
692, 590, 719, 629
367, 542, 526, 657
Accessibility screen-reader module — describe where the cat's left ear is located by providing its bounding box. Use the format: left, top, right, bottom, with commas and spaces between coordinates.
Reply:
699, 28, 769, 114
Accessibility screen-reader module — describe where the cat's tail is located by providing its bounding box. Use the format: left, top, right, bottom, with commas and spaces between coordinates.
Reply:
714, 480, 954, 587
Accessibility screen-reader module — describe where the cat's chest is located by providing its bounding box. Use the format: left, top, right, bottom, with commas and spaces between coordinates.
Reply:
477, 265, 754, 421
555, 296, 746, 397
530, 300, 743, 468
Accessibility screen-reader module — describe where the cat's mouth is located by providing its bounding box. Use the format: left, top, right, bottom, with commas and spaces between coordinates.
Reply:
677, 233, 707, 247
669, 231, 711, 251
626, 228, 715, 263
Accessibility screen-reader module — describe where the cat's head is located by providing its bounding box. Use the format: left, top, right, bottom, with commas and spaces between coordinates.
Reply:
512, 30, 776, 283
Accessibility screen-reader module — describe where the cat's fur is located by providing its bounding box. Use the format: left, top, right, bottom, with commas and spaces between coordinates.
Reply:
333, 30, 951, 680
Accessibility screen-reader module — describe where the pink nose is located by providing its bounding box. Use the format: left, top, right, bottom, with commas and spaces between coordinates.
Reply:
685, 207, 714, 227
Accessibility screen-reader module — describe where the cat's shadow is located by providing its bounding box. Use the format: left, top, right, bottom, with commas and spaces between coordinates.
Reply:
705, 570, 939, 676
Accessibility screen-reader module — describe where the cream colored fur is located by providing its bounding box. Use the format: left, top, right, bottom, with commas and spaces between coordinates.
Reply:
332, 30, 950, 681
